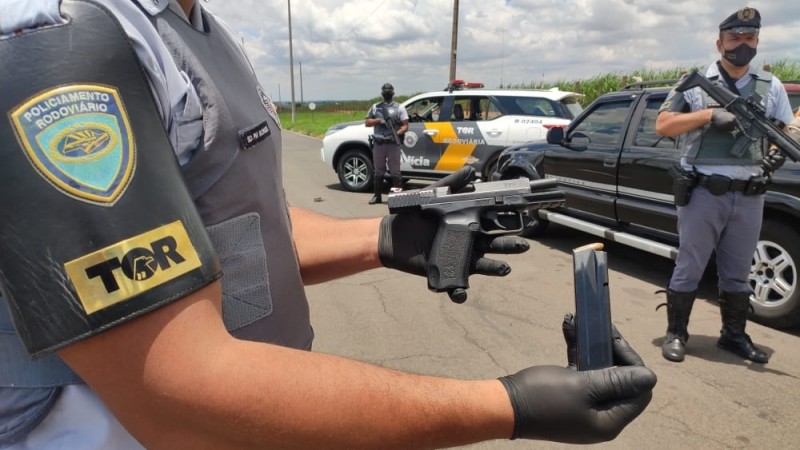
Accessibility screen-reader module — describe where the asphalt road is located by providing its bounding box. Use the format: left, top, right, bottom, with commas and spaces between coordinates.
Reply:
282, 130, 800, 449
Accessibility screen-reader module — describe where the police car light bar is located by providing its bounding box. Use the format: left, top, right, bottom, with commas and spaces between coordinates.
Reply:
447, 80, 485, 92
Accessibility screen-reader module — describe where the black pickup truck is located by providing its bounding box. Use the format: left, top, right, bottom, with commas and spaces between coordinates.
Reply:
492, 82, 800, 329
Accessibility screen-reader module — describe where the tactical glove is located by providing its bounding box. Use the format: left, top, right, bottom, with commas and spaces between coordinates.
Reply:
710, 108, 738, 132
378, 167, 530, 296
762, 148, 786, 173
498, 315, 656, 443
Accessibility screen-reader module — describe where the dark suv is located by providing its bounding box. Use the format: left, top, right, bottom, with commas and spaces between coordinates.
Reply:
492, 81, 800, 329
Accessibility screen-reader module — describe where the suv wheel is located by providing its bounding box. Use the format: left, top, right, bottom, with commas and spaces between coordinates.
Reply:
337, 149, 373, 192
749, 218, 800, 328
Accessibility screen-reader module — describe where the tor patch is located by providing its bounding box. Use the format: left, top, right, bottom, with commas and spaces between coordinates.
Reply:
10, 84, 136, 205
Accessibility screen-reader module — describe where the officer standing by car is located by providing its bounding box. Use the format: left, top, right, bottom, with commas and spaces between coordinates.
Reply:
0, 1, 657, 448
655, 7, 794, 364
365, 83, 409, 204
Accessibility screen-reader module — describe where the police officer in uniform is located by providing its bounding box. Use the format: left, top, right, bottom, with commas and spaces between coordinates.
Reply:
365, 83, 409, 204
0, 1, 657, 448
656, 7, 794, 364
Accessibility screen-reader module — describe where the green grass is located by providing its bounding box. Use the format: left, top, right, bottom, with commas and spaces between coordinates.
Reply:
282, 61, 800, 138
278, 110, 363, 137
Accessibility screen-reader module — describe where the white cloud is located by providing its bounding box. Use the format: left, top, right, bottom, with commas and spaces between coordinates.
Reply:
202, 0, 800, 101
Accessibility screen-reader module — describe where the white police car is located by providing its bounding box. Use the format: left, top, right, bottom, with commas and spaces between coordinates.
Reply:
321, 80, 584, 192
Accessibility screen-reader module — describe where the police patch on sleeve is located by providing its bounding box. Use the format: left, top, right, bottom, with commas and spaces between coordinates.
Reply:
10, 84, 135, 206
64, 221, 203, 315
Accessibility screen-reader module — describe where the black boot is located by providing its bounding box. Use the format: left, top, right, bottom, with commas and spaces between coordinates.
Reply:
717, 291, 769, 363
390, 176, 403, 193
368, 177, 383, 204
657, 289, 696, 362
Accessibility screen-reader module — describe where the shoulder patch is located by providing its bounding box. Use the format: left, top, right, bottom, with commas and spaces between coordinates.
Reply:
10, 84, 136, 205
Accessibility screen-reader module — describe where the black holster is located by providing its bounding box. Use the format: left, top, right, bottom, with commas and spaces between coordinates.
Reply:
669, 164, 697, 207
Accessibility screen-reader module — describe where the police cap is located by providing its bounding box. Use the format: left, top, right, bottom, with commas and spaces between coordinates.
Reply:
381, 83, 394, 93
719, 7, 760, 34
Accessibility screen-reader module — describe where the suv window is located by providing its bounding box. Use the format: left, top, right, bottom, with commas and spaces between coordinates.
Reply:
515, 98, 556, 117
569, 99, 633, 146
493, 95, 582, 119
450, 96, 491, 121
406, 97, 444, 122
633, 97, 676, 149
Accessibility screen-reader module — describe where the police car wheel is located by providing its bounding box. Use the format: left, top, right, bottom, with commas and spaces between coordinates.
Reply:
748, 218, 800, 329
337, 149, 374, 193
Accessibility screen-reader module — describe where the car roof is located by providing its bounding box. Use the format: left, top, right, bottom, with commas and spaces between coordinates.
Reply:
408, 88, 583, 102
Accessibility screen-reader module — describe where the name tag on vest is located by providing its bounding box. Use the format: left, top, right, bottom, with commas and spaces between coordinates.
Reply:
239, 120, 271, 150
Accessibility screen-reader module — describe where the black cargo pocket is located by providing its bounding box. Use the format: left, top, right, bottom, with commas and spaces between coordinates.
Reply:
206, 213, 273, 332
0, 387, 61, 446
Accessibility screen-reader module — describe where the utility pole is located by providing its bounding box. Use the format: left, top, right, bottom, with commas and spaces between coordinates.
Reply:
299, 60, 304, 106
288, 0, 296, 123
449, 0, 459, 82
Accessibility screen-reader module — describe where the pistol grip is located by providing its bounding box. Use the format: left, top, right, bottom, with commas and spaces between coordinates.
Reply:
427, 215, 476, 302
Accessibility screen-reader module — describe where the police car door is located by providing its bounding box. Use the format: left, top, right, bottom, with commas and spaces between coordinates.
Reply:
429, 96, 495, 176
401, 96, 446, 177
504, 97, 555, 144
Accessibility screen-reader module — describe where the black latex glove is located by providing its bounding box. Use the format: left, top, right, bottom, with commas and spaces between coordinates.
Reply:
710, 108, 738, 132
762, 148, 786, 173
498, 364, 656, 443
378, 167, 530, 301
497, 314, 656, 443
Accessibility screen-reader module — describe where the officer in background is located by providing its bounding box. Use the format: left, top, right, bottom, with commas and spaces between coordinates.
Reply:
655, 7, 794, 364
365, 83, 409, 204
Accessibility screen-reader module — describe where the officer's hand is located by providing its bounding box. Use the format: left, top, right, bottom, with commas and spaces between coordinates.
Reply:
710, 108, 738, 132
500, 314, 655, 443
498, 364, 656, 443
377, 167, 530, 290
762, 148, 786, 173
561, 313, 646, 369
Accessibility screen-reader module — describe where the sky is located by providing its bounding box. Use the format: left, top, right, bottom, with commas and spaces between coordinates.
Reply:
203, 0, 800, 102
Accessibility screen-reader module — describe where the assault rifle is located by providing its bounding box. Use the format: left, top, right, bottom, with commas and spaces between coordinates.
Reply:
375, 104, 401, 146
675, 70, 800, 162
388, 171, 566, 303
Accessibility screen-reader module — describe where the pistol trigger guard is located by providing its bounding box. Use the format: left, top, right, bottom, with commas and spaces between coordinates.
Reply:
488, 211, 508, 231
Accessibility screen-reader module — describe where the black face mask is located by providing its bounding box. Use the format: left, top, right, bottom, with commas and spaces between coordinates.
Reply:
382, 92, 393, 101
722, 43, 757, 67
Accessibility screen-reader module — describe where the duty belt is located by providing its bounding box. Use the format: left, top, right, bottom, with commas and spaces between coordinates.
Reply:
695, 173, 768, 196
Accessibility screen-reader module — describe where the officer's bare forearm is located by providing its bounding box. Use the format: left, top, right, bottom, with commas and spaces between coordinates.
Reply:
290, 207, 382, 284
655, 109, 713, 137
59, 283, 513, 449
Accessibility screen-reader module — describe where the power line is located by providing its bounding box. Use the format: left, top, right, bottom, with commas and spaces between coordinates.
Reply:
337, 0, 390, 40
